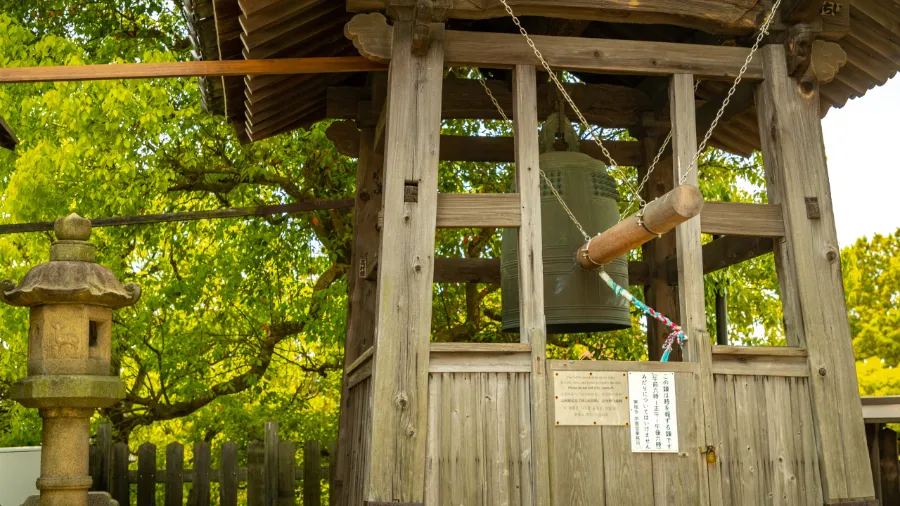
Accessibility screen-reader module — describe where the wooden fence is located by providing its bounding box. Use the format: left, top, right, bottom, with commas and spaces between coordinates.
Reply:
89, 421, 335, 506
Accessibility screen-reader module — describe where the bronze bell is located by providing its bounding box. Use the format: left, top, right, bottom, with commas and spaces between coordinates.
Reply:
501, 113, 631, 334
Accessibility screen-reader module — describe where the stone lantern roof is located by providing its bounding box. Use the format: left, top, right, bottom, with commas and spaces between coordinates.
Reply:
0, 213, 141, 308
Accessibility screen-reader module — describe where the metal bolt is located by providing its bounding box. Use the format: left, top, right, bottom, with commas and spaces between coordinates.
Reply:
818, 367, 827, 377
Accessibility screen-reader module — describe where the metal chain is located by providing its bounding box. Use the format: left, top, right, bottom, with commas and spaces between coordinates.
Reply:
679, 0, 782, 185
496, 0, 781, 200
493, 1, 642, 203
626, 79, 702, 215
477, 73, 591, 241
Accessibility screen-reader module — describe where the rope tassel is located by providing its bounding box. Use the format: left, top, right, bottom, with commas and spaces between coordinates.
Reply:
597, 270, 687, 362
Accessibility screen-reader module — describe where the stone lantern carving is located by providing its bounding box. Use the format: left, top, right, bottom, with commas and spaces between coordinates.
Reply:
2, 214, 140, 506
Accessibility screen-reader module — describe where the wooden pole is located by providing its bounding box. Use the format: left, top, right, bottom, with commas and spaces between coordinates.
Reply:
0, 57, 386, 84
576, 185, 704, 269
0, 200, 354, 235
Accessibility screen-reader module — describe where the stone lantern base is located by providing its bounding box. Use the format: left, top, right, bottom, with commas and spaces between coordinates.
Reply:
23, 491, 119, 506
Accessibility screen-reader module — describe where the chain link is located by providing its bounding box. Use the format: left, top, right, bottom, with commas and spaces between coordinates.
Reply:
679, 0, 782, 185
495, 0, 781, 200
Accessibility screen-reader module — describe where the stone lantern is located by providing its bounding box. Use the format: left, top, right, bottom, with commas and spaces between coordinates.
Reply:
2, 214, 141, 506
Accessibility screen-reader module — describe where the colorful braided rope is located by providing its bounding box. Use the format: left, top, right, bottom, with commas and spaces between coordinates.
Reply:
597, 270, 687, 362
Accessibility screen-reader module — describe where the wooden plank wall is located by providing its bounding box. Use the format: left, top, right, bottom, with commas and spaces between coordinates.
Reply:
425, 372, 534, 506
546, 361, 701, 506
712, 374, 823, 506
339, 377, 373, 506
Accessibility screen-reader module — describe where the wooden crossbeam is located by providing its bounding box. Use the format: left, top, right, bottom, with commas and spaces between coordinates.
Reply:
700, 201, 785, 237
347, 0, 766, 34
326, 78, 653, 127
0, 57, 386, 84
664, 235, 775, 284
346, 12, 764, 80
325, 120, 645, 165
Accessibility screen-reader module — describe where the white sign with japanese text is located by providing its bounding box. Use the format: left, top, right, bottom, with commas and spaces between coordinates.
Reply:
628, 371, 678, 453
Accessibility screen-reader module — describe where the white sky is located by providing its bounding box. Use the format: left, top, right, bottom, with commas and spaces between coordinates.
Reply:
821, 76, 900, 247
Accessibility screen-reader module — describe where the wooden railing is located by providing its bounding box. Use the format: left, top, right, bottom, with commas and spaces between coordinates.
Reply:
89, 421, 334, 506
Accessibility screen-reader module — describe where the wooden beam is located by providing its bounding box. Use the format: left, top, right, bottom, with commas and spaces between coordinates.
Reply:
327, 78, 653, 127
326, 121, 645, 165
664, 235, 775, 284
756, 43, 875, 502
577, 185, 704, 269
346, 13, 764, 80
861, 397, 900, 424
0, 200, 354, 235
0, 56, 386, 84
670, 72, 722, 506
710, 346, 810, 377
700, 201, 785, 237
366, 20, 444, 504
347, 0, 766, 34
436, 194, 521, 228
512, 64, 550, 506
638, 130, 680, 361
368, 256, 651, 285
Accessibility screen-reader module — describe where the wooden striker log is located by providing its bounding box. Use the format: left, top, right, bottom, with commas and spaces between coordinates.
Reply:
576, 185, 704, 269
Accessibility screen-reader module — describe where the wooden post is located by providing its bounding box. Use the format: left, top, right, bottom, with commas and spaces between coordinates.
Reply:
165, 442, 184, 506
220, 442, 239, 506
334, 125, 383, 505
878, 427, 900, 505
110, 442, 130, 505
512, 64, 550, 506
193, 441, 211, 506
365, 17, 445, 504
575, 185, 703, 268
137, 443, 156, 506
248, 441, 266, 506
278, 441, 296, 506
670, 72, 722, 506
265, 421, 280, 506
303, 441, 322, 506
639, 133, 681, 361
755, 43, 875, 503
90, 422, 111, 492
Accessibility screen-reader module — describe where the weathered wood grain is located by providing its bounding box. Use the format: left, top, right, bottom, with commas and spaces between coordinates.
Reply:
756, 43, 875, 502
670, 72, 719, 506
0, 57, 385, 83
345, 13, 764, 80
347, 0, 766, 34
513, 64, 551, 506
365, 20, 444, 503
700, 202, 785, 237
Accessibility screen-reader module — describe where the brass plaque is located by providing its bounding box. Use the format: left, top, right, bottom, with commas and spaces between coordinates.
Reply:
553, 371, 629, 426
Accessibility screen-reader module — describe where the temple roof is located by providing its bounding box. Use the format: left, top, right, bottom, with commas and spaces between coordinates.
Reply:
182, 0, 899, 156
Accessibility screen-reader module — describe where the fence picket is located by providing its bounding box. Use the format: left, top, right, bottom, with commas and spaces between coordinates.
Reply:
220, 442, 239, 506
278, 440, 296, 506
303, 441, 321, 506
91, 423, 111, 492
137, 443, 156, 506
111, 442, 130, 505
86, 422, 330, 505
165, 442, 184, 506
265, 421, 280, 506
248, 440, 265, 506
193, 441, 211, 506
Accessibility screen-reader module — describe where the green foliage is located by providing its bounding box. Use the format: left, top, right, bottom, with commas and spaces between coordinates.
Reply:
0, 11, 351, 450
